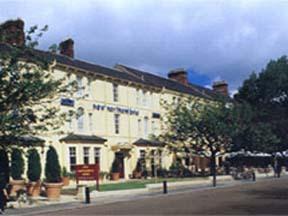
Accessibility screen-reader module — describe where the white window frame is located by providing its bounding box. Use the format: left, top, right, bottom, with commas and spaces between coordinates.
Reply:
77, 107, 84, 131
94, 147, 101, 165
113, 83, 119, 102
88, 112, 93, 131
83, 147, 90, 164
114, 113, 120, 134
69, 147, 77, 172
76, 75, 83, 97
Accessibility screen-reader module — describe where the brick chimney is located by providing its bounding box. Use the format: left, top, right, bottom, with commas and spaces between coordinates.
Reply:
212, 80, 229, 96
59, 38, 74, 58
0, 19, 25, 47
168, 68, 188, 85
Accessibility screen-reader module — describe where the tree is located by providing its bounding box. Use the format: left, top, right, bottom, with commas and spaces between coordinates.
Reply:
0, 19, 75, 181
11, 148, 24, 180
45, 145, 61, 183
0, 20, 73, 150
159, 97, 239, 186
27, 148, 41, 182
235, 56, 288, 154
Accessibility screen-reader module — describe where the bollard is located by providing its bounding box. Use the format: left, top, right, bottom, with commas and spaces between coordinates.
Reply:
163, 181, 167, 194
252, 172, 256, 181
85, 186, 90, 204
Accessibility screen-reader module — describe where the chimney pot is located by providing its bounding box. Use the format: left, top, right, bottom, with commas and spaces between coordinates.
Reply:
168, 68, 188, 85
59, 38, 74, 58
212, 80, 229, 96
0, 19, 25, 47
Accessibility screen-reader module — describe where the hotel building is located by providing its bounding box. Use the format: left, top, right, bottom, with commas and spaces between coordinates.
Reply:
0, 19, 229, 179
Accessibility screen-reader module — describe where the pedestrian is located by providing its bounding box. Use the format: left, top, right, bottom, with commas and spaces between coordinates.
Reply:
0, 172, 8, 214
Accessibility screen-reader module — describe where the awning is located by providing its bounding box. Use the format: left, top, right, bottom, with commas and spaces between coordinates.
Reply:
133, 138, 164, 147
59, 134, 107, 144
0, 135, 45, 147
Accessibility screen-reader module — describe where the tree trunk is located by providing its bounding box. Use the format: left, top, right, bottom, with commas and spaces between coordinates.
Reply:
210, 154, 216, 187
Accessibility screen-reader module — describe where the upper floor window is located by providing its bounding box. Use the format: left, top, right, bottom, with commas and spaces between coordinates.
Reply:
88, 113, 93, 131
142, 90, 147, 106
114, 114, 120, 134
67, 110, 74, 130
77, 107, 84, 131
136, 89, 140, 105
87, 78, 92, 98
137, 119, 142, 137
76, 75, 83, 97
144, 117, 149, 138
151, 120, 155, 134
113, 83, 119, 102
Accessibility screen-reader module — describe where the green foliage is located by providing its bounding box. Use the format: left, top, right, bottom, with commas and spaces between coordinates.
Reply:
0, 22, 75, 150
45, 146, 61, 183
111, 159, 120, 173
27, 148, 41, 182
235, 55, 288, 153
0, 149, 9, 184
11, 148, 24, 180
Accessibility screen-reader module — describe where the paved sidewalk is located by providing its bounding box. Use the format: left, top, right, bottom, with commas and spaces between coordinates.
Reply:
6, 174, 284, 215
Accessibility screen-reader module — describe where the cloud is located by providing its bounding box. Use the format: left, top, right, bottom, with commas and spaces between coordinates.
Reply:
1, 0, 288, 92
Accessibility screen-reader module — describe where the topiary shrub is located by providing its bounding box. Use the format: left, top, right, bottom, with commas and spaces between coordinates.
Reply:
0, 149, 10, 184
27, 148, 41, 182
11, 148, 24, 180
45, 146, 61, 183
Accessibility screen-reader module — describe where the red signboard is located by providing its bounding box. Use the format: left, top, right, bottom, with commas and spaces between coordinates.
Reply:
75, 164, 99, 190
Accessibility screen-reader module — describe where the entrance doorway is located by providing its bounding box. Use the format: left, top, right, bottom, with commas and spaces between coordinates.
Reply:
115, 152, 125, 178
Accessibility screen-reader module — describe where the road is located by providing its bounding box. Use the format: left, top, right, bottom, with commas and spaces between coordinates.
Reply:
39, 177, 288, 215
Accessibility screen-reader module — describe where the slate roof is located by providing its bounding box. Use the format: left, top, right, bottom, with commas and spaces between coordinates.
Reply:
133, 138, 164, 147
0, 43, 229, 100
0, 135, 45, 147
59, 134, 107, 143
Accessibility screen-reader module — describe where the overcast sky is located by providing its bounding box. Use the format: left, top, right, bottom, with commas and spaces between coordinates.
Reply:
1, 0, 288, 93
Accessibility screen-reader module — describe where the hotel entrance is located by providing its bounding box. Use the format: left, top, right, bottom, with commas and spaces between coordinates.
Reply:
115, 152, 125, 178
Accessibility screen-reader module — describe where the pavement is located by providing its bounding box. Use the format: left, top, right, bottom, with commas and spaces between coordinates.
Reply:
6, 175, 286, 215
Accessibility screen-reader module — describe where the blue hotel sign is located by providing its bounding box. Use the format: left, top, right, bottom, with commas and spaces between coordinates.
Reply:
93, 104, 139, 116
61, 98, 75, 107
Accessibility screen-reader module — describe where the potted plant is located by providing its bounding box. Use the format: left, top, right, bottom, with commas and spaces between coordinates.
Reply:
133, 159, 142, 179
26, 148, 42, 197
61, 167, 70, 186
44, 146, 63, 200
10, 148, 25, 196
111, 159, 120, 181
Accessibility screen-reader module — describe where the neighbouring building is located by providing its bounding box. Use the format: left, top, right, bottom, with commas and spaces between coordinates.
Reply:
0, 19, 229, 179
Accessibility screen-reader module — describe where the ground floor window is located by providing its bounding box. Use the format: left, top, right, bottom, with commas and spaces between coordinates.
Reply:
94, 147, 101, 165
69, 147, 77, 171
83, 147, 90, 164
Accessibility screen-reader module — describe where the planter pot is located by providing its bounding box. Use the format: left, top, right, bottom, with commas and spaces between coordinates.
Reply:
44, 182, 63, 201
133, 171, 142, 179
10, 179, 25, 197
62, 177, 70, 186
27, 181, 41, 197
111, 172, 120, 181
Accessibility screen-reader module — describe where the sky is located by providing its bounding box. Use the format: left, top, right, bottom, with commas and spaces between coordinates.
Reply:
1, 0, 288, 94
